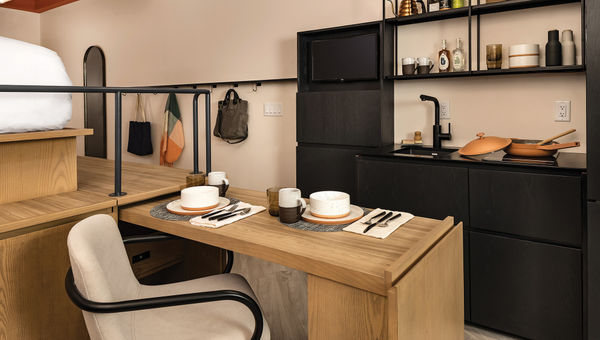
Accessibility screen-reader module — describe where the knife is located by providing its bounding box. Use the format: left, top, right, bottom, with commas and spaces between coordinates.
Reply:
363, 211, 394, 234
201, 204, 237, 219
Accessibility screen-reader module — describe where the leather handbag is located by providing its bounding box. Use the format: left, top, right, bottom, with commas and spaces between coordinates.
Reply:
213, 89, 248, 144
127, 94, 153, 156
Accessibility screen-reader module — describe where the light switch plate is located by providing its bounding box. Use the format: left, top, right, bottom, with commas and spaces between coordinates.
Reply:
440, 101, 450, 119
555, 100, 571, 122
264, 102, 283, 116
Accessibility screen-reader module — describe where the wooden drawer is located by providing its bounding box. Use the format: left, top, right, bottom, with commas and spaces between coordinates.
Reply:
469, 169, 582, 247
297, 91, 382, 147
470, 231, 582, 340
356, 158, 469, 225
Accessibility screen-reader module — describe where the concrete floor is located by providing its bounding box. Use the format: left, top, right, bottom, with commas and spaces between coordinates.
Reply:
465, 325, 522, 340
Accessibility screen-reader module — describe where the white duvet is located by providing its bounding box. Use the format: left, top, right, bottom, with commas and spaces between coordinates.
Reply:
0, 36, 73, 133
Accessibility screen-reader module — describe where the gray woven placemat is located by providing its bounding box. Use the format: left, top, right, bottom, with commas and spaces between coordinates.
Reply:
150, 198, 241, 221
280, 207, 371, 232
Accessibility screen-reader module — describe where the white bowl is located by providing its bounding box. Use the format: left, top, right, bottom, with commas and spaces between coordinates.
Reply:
509, 44, 540, 57
309, 191, 350, 219
180, 186, 219, 211
509, 55, 540, 68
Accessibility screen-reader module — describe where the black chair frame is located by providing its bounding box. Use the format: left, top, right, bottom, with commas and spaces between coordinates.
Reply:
65, 234, 262, 340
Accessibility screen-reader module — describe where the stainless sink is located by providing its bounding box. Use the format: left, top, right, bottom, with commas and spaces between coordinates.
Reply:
390, 146, 458, 158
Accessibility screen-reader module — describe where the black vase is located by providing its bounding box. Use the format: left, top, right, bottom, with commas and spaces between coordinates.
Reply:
546, 29, 562, 67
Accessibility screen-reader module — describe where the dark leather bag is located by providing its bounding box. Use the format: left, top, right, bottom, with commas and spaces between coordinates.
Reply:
127, 94, 153, 156
213, 89, 248, 144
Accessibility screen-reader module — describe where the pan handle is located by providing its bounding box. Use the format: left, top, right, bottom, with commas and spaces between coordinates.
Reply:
538, 141, 580, 150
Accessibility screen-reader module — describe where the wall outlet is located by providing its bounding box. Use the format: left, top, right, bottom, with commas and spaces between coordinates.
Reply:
264, 102, 283, 116
555, 101, 571, 122
440, 101, 450, 119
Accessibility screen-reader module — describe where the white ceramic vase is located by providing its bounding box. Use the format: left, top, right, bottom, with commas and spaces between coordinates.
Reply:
562, 29, 576, 66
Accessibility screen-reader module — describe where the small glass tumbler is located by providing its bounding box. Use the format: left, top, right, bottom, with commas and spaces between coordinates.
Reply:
266, 187, 282, 216
486, 44, 503, 70
186, 173, 206, 187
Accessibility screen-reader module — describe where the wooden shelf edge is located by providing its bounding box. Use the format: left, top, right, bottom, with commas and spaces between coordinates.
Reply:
0, 128, 93, 143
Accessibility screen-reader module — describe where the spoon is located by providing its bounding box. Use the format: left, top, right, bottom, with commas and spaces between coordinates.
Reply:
537, 129, 576, 145
216, 207, 252, 221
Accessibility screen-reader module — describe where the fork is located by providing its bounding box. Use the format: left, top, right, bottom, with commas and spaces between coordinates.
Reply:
216, 207, 252, 221
201, 204, 238, 219
359, 211, 386, 225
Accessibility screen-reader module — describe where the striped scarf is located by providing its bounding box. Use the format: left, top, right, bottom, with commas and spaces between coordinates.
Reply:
160, 93, 184, 166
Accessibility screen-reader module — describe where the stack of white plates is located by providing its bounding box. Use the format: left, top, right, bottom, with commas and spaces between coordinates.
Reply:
167, 186, 230, 216
302, 191, 364, 225
509, 44, 540, 68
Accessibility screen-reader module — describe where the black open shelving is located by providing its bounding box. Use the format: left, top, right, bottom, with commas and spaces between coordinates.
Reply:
383, 0, 586, 80
387, 65, 585, 80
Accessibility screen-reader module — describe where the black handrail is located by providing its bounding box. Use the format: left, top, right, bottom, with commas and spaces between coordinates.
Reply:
65, 269, 263, 340
0, 84, 211, 197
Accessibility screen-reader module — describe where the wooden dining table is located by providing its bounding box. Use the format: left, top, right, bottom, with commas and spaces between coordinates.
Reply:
119, 187, 464, 340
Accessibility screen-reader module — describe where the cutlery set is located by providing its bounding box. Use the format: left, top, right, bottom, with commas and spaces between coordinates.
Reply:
362, 211, 403, 233
199, 204, 252, 221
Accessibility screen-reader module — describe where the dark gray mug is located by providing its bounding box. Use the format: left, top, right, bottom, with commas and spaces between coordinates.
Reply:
279, 205, 306, 223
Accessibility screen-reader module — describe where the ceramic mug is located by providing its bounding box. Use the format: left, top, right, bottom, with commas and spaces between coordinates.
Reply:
401, 57, 418, 75
278, 188, 307, 223
417, 57, 435, 74
207, 171, 229, 197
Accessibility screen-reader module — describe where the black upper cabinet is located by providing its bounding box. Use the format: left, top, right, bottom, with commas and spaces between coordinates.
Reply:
470, 169, 582, 247
297, 90, 383, 146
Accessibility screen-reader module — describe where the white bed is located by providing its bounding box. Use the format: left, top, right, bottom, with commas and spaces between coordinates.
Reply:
0, 36, 73, 133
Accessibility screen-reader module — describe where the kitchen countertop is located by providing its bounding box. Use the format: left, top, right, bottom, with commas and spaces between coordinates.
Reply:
358, 144, 587, 172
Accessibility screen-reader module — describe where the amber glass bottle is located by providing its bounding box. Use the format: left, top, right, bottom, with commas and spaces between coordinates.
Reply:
438, 39, 451, 73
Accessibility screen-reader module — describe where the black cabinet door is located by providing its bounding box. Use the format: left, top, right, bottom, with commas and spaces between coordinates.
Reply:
297, 91, 382, 147
356, 157, 469, 225
589, 202, 600, 340
470, 169, 582, 247
470, 231, 582, 340
297, 145, 365, 200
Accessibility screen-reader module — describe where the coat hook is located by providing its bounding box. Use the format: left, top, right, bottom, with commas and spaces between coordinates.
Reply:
211, 84, 216, 93
233, 83, 239, 88
252, 82, 262, 92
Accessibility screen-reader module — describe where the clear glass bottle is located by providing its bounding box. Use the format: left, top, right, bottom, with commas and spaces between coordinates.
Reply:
452, 38, 466, 72
438, 39, 451, 73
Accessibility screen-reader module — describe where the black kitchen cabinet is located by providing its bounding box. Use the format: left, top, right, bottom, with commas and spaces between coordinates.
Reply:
470, 231, 582, 340
588, 202, 600, 340
297, 91, 384, 147
470, 169, 582, 247
297, 145, 368, 200
355, 157, 469, 225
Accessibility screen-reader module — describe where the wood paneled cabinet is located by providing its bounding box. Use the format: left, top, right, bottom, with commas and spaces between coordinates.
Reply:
0, 209, 115, 340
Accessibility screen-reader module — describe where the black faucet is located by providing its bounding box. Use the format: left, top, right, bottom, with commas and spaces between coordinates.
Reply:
420, 94, 451, 149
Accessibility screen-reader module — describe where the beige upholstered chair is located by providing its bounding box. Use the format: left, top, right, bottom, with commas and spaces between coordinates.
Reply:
65, 214, 270, 340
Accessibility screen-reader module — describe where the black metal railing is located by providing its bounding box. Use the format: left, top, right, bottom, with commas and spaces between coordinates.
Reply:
0, 85, 211, 197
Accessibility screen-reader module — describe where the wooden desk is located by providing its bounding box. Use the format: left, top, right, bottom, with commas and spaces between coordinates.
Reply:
120, 187, 464, 340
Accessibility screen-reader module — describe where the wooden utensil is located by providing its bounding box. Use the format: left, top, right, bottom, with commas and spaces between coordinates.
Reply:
537, 129, 576, 145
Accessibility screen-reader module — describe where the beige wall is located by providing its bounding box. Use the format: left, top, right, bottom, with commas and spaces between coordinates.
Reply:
395, 3, 585, 150
39, 0, 380, 192
0, 8, 40, 44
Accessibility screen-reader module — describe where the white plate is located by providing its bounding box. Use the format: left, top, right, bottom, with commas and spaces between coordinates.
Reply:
166, 197, 230, 216
302, 204, 364, 225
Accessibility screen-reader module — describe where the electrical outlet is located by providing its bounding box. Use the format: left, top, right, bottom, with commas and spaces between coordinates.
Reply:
555, 101, 571, 122
440, 101, 450, 119
264, 102, 283, 116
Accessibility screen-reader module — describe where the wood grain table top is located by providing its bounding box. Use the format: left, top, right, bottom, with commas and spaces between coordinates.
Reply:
77, 156, 191, 205
0, 128, 93, 143
119, 187, 455, 296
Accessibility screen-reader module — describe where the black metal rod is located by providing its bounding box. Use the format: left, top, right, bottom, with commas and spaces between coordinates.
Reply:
205, 92, 212, 173
0, 84, 211, 196
112, 91, 124, 197
468, 2, 472, 73
477, 0, 481, 71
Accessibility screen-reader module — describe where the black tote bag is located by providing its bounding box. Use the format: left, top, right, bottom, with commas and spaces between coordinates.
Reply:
127, 94, 153, 156
213, 89, 249, 144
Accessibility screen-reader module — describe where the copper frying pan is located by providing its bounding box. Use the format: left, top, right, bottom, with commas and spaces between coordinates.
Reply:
505, 139, 580, 157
